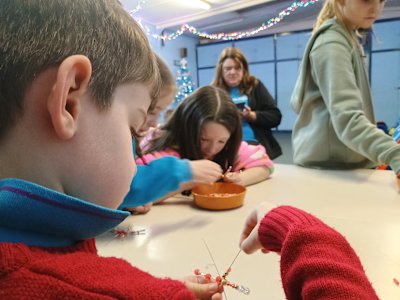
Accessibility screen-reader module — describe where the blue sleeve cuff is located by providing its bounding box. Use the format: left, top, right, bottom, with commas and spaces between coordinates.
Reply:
119, 156, 192, 209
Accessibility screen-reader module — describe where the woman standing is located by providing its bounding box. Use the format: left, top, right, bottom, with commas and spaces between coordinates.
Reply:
212, 47, 282, 159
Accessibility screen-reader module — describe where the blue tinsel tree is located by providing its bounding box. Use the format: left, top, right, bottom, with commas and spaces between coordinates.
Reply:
173, 58, 195, 106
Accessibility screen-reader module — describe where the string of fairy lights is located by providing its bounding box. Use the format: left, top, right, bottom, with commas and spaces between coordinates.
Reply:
129, 0, 320, 41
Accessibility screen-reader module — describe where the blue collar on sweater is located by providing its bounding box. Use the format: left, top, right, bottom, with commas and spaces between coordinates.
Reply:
0, 178, 129, 247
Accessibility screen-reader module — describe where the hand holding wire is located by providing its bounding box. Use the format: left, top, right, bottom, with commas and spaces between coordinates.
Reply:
194, 241, 250, 297
220, 166, 232, 179
221, 166, 244, 185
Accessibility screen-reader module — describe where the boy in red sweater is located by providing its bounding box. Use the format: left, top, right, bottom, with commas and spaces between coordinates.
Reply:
0, 0, 378, 299
0, 0, 221, 299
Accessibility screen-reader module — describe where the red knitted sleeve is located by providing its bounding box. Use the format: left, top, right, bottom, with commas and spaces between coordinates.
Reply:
0, 240, 196, 300
258, 206, 379, 300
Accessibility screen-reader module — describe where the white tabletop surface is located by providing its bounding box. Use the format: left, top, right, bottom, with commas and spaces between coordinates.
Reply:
97, 164, 400, 300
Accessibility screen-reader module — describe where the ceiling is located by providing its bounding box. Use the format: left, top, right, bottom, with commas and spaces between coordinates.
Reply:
121, 0, 400, 41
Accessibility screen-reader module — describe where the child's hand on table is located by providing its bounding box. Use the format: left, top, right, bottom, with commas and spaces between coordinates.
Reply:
125, 203, 153, 214
181, 275, 223, 300
222, 171, 243, 186
239, 202, 276, 254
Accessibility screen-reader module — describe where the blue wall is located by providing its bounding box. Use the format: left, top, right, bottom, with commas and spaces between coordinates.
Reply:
196, 18, 400, 130
140, 18, 400, 129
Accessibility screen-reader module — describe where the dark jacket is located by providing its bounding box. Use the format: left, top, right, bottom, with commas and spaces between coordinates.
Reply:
247, 80, 282, 159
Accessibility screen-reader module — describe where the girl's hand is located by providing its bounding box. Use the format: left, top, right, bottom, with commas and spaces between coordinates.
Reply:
240, 105, 256, 122
125, 203, 153, 214
181, 275, 223, 300
222, 171, 243, 186
239, 202, 276, 254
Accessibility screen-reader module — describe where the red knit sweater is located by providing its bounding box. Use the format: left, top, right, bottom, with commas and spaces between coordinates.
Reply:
0, 239, 195, 299
0, 206, 378, 299
259, 206, 379, 299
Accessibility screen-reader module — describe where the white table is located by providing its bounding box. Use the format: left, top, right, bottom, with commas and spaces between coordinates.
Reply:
97, 164, 400, 299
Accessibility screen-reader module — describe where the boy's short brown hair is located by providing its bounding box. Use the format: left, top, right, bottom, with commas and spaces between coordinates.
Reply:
0, 0, 160, 139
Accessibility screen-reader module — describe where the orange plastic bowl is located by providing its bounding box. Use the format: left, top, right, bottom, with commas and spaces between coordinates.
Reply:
192, 182, 246, 210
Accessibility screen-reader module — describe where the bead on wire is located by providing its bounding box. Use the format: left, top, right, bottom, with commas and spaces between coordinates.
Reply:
112, 224, 146, 239
193, 267, 250, 295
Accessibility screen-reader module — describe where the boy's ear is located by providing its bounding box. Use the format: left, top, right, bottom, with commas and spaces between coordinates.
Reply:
47, 55, 92, 140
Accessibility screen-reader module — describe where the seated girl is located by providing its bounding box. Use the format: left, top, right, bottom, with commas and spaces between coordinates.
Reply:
121, 57, 222, 214
137, 85, 274, 199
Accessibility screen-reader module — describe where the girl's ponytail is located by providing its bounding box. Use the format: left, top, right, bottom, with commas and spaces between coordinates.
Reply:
312, 0, 359, 48
313, 0, 336, 34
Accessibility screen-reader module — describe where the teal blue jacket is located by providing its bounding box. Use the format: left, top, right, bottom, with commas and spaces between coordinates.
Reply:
291, 19, 400, 173
119, 156, 191, 210
0, 178, 128, 247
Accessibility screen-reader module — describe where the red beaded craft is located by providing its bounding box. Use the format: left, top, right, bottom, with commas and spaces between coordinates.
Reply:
193, 266, 250, 295
112, 225, 146, 238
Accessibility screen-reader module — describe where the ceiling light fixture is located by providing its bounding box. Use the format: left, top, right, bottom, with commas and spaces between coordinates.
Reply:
175, 0, 211, 10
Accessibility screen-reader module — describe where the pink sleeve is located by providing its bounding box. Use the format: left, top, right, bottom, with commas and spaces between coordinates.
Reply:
233, 141, 274, 174
136, 148, 181, 165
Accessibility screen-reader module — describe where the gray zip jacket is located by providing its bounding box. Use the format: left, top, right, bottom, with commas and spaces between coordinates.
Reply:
291, 18, 400, 173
